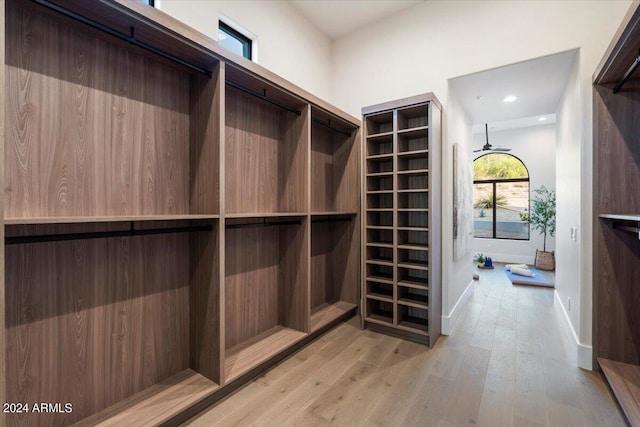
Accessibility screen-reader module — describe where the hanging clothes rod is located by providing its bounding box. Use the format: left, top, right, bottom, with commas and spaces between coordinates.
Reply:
612, 222, 640, 239
612, 53, 640, 93
5, 224, 213, 245
31, 0, 213, 78
312, 118, 352, 137
311, 216, 354, 224
226, 219, 302, 229
226, 81, 302, 116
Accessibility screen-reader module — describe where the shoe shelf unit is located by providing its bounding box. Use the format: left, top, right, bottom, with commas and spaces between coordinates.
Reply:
593, 3, 640, 426
361, 93, 442, 346
0, 1, 360, 426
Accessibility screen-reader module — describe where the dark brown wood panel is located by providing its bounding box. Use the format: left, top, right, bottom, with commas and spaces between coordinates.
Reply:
225, 87, 308, 214
189, 226, 221, 384
5, 232, 190, 426
310, 121, 359, 214
593, 85, 640, 365
4, 0, 190, 219
279, 217, 309, 332
0, 0, 5, 423
224, 225, 281, 349
189, 63, 222, 215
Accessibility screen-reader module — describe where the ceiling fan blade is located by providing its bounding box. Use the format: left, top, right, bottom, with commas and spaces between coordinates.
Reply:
492, 147, 511, 152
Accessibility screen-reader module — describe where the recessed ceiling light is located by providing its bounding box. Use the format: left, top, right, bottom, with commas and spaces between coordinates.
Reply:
503, 95, 517, 103
539, 116, 547, 121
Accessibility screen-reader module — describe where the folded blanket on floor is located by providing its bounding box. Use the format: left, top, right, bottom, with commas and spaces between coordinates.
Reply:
511, 266, 534, 277
505, 263, 528, 271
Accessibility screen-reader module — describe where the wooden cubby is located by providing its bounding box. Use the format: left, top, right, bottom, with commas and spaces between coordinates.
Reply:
593, 3, 640, 425
224, 216, 308, 381
361, 93, 442, 346
0, 1, 360, 425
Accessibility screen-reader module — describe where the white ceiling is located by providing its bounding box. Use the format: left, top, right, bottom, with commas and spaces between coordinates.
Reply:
289, 0, 422, 40
450, 50, 578, 129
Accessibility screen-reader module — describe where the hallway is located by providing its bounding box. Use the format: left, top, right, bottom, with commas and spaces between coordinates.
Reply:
186, 266, 625, 426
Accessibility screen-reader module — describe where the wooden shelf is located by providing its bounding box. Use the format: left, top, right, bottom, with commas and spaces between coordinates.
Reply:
397, 320, 428, 336
397, 189, 429, 193
398, 280, 429, 290
366, 293, 393, 303
367, 131, 394, 139
225, 326, 307, 382
398, 244, 428, 251
310, 301, 357, 333
599, 214, 640, 221
398, 208, 429, 212
5, 214, 219, 226
398, 298, 429, 310
366, 153, 394, 160
311, 212, 357, 216
367, 171, 394, 177
365, 314, 393, 326
367, 259, 394, 267
73, 369, 218, 427
366, 275, 394, 285
367, 225, 394, 230
367, 242, 393, 248
366, 208, 394, 212
398, 226, 429, 232
397, 169, 429, 175
398, 262, 429, 271
397, 126, 428, 136
598, 358, 640, 425
397, 149, 429, 157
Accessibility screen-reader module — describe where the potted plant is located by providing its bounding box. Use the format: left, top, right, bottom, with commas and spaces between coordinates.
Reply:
520, 185, 556, 270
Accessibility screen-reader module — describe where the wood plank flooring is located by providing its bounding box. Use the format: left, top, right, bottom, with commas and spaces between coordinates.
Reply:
185, 265, 627, 426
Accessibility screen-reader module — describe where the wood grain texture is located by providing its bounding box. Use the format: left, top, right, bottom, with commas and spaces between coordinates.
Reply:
362, 97, 441, 346
189, 63, 222, 215
311, 218, 360, 310
593, 85, 640, 366
72, 369, 218, 427
598, 358, 640, 425
310, 301, 357, 332
224, 219, 308, 350
310, 118, 359, 213
224, 86, 308, 214
0, 1, 5, 425
5, 232, 190, 426
4, 0, 190, 219
189, 226, 222, 384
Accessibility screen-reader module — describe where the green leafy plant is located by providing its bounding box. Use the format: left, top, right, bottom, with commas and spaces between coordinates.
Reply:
474, 193, 507, 209
519, 185, 556, 251
478, 209, 486, 218
474, 253, 486, 263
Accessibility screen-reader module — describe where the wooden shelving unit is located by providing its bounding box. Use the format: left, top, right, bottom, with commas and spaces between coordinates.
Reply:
593, 3, 640, 426
0, 1, 360, 425
361, 94, 442, 346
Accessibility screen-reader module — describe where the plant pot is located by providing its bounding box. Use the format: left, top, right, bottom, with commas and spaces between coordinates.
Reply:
535, 250, 555, 271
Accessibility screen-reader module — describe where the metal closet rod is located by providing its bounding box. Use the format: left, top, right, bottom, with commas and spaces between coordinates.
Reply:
6, 224, 213, 245
226, 218, 302, 229
311, 216, 354, 223
612, 222, 640, 239
226, 81, 302, 116
31, 0, 213, 78
613, 53, 640, 93
312, 118, 352, 137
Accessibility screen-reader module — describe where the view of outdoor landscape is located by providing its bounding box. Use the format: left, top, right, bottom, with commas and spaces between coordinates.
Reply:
473, 153, 530, 239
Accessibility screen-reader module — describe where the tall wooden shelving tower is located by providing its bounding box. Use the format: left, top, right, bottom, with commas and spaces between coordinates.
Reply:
361, 93, 442, 346
0, 1, 361, 425
593, 2, 640, 425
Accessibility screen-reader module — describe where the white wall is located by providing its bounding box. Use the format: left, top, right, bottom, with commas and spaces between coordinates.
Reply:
471, 124, 556, 264
555, 55, 589, 365
330, 0, 630, 365
158, 0, 332, 101
442, 87, 475, 334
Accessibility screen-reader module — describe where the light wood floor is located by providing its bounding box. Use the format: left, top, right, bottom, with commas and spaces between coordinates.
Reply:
185, 265, 626, 426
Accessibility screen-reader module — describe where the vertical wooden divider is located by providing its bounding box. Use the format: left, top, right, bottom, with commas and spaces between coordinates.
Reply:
304, 105, 312, 333
392, 110, 399, 327
0, 1, 6, 425
218, 63, 227, 386
189, 62, 223, 384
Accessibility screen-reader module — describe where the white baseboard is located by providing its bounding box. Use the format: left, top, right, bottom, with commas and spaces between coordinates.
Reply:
554, 290, 592, 370
442, 279, 475, 335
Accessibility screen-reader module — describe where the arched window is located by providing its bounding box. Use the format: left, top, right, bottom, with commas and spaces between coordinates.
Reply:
473, 153, 530, 240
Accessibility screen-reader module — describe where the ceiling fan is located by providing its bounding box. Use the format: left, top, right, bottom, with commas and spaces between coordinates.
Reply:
473, 123, 512, 153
